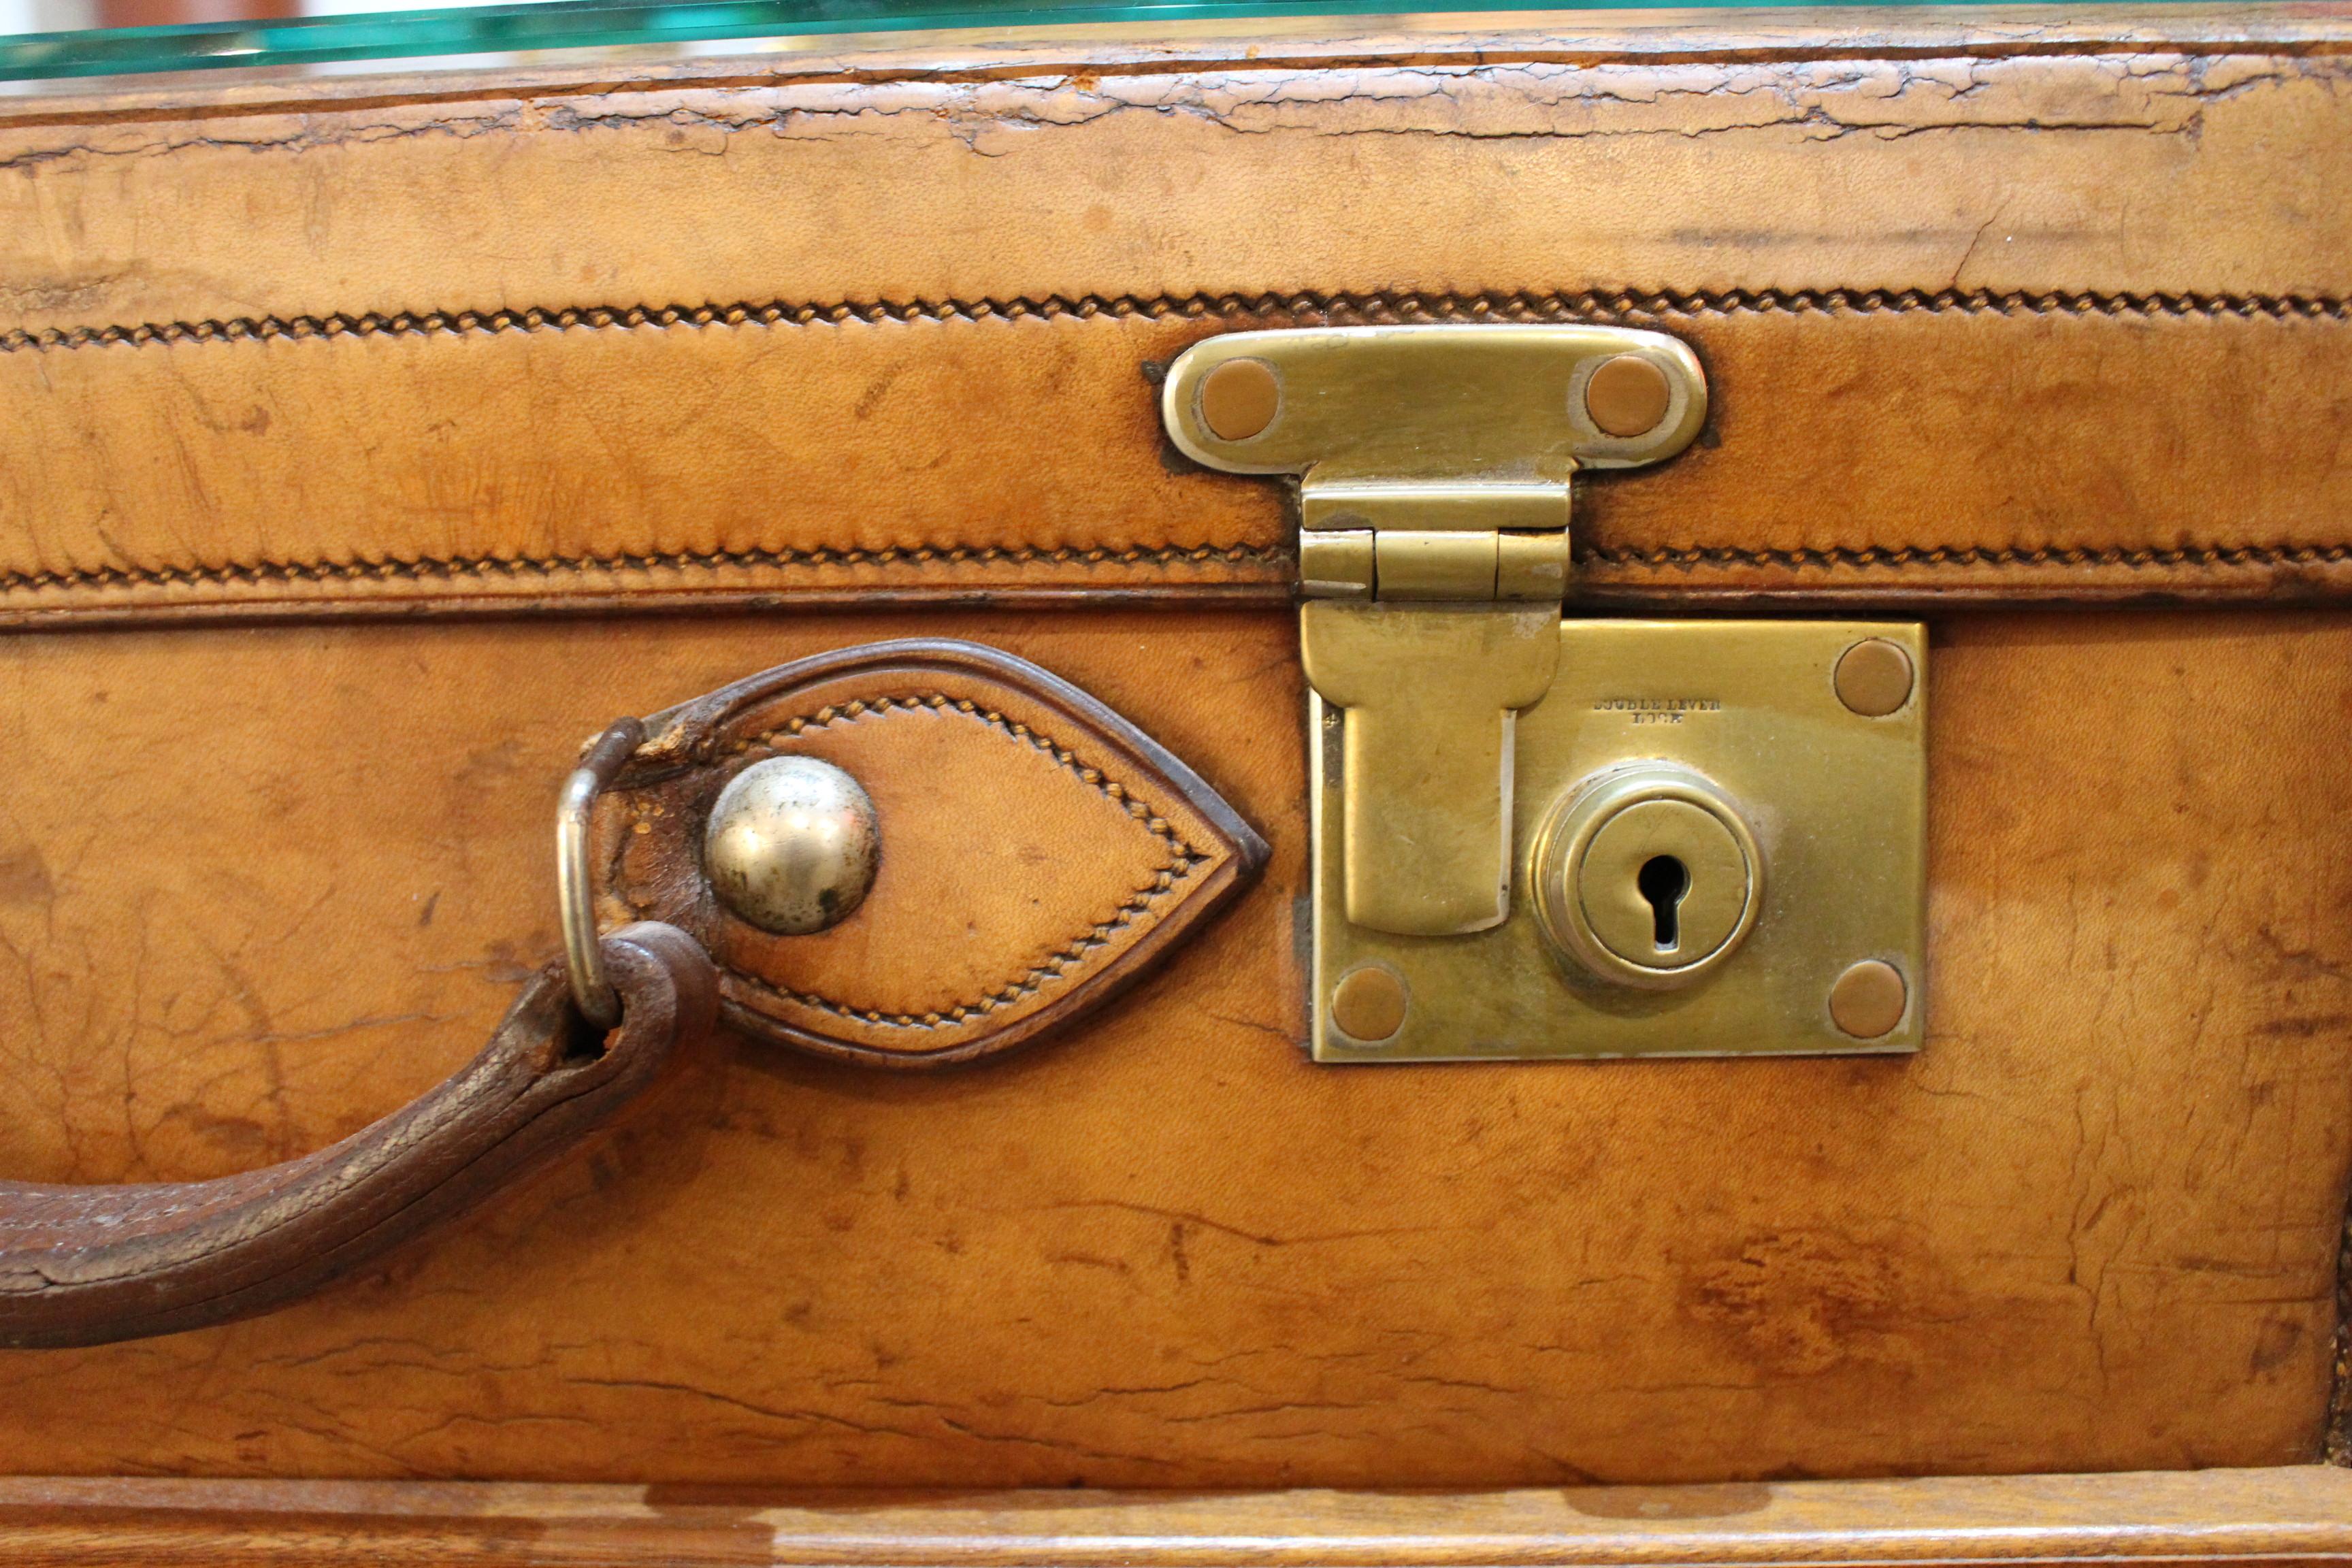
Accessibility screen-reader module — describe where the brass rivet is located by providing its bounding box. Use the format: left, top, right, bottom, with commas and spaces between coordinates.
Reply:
1331, 965, 1408, 1042
1200, 358, 1281, 442
1584, 355, 1673, 438
1834, 638, 1916, 717
1829, 960, 1908, 1039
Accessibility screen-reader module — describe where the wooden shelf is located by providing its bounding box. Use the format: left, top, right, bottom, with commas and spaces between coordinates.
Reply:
0, 1465, 2345, 1566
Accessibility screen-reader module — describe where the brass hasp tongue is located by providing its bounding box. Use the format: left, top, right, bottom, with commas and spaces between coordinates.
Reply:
1160, 327, 1709, 936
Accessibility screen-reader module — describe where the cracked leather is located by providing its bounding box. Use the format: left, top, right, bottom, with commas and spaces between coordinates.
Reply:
0, 923, 715, 1348
1, 20, 2351, 617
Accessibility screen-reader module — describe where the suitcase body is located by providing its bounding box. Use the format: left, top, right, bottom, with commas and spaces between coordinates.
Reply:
0, 0, 2348, 1520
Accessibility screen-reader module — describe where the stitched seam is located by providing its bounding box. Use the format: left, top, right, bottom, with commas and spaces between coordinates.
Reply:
0, 542, 1288, 595
1578, 542, 2352, 572
713, 693, 1202, 1032
6, 287, 2349, 591
11, 542, 2352, 595
5, 285, 2349, 357
14, 541, 2352, 597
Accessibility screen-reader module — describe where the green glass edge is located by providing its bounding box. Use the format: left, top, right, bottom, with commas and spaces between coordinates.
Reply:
0, 0, 2059, 83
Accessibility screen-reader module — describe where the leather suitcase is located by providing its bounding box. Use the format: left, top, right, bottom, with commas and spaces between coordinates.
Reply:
2, 5, 2352, 1560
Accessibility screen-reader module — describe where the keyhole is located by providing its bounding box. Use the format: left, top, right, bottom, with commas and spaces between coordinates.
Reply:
1637, 855, 1690, 952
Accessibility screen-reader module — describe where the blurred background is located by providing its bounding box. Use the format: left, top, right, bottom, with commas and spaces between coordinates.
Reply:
0, 0, 546, 33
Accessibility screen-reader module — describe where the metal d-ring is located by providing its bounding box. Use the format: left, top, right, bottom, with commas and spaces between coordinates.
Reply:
557, 717, 647, 1030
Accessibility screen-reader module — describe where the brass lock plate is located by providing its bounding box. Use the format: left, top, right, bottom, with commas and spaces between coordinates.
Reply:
1310, 620, 1927, 1062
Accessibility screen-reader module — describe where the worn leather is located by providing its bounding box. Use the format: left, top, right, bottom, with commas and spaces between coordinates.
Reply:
601, 640, 1267, 1067
3, 302, 2348, 621
0, 3, 2342, 1490
0, 608, 2333, 1484
0, 922, 715, 1348
1, 18, 2350, 618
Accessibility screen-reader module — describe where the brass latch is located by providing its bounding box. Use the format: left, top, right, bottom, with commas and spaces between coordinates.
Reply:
1162, 327, 1708, 936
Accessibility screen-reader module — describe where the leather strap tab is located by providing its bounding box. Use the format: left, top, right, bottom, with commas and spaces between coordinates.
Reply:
0, 921, 715, 1350
603, 641, 1269, 1068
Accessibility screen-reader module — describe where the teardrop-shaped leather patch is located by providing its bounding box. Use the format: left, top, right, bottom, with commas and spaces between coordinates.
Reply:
591, 640, 1269, 1068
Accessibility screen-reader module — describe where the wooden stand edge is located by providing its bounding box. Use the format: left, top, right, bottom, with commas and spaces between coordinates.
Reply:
0, 1464, 2345, 1566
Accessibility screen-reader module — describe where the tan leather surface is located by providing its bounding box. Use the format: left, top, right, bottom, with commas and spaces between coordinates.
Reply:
5, 18, 2348, 322
599, 640, 1267, 1065
1, 18, 2351, 618
0, 607, 2338, 1482
3, 300, 2351, 620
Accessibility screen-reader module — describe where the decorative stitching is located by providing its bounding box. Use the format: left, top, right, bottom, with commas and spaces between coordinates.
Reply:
4, 285, 2347, 357
13, 540, 2352, 598
0, 541, 1287, 596
6, 290, 2351, 593
1576, 542, 2352, 572
698, 692, 1204, 1032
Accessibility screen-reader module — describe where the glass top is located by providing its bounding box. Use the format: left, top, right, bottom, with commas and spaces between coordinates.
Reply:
0, 0, 2081, 87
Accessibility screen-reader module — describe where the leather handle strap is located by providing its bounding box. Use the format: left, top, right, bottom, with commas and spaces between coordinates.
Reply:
0, 921, 716, 1350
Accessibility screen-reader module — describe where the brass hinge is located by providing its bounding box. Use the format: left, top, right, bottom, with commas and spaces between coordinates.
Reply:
1162, 325, 1708, 937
